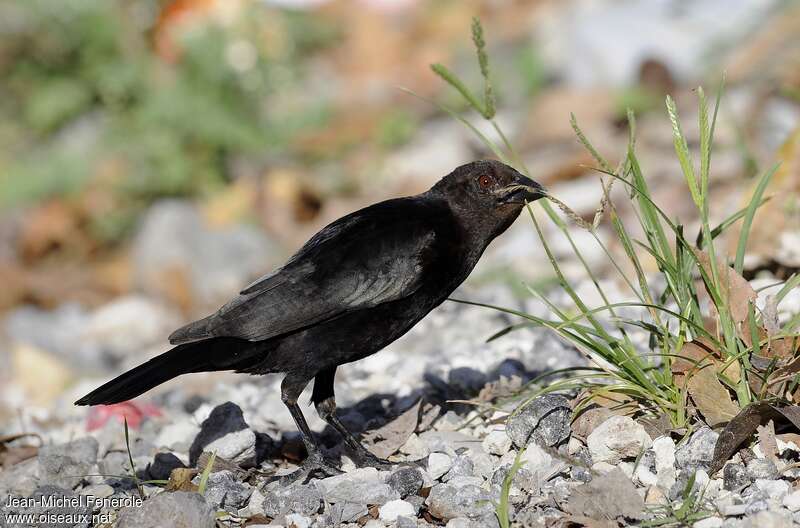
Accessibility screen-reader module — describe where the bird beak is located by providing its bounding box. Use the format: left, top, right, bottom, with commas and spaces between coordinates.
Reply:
496, 175, 546, 204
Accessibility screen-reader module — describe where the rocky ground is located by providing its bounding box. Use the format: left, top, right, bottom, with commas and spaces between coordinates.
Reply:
2, 274, 800, 528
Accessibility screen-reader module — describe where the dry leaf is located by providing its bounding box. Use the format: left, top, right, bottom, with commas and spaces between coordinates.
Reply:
693, 249, 758, 341
638, 414, 673, 440
686, 366, 740, 427
362, 400, 421, 459
710, 403, 800, 474
0, 434, 40, 468
588, 391, 638, 417
672, 341, 739, 426
757, 420, 778, 462
165, 467, 198, 492
765, 354, 800, 396
672, 341, 715, 375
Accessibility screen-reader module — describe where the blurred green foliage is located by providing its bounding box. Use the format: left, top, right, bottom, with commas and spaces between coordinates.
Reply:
0, 0, 338, 240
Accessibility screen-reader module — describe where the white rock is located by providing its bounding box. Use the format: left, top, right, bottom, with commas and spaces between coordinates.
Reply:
446, 519, 473, 528
521, 443, 565, 479
591, 461, 617, 474
362, 520, 384, 528
482, 430, 512, 456
427, 453, 453, 480
656, 466, 677, 492
783, 490, 800, 511
634, 465, 658, 487
755, 478, 790, 500
567, 436, 584, 455
379, 499, 415, 522
739, 510, 794, 528
283, 514, 311, 528
238, 487, 266, 518
695, 469, 710, 488
693, 517, 723, 528
719, 503, 747, 517
202, 429, 256, 467
652, 436, 676, 473
617, 461, 634, 478
587, 415, 652, 464
470, 452, 497, 480
399, 433, 429, 459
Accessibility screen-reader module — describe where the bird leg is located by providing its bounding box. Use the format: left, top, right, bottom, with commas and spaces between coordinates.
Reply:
273, 373, 343, 484
312, 367, 394, 469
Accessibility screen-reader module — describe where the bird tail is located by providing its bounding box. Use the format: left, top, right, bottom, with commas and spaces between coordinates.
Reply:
75, 337, 263, 406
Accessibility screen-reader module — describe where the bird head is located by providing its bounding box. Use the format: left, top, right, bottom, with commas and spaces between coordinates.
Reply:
432, 160, 546, 237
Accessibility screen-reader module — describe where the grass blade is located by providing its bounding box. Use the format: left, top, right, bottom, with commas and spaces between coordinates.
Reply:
734, 163, 780, 273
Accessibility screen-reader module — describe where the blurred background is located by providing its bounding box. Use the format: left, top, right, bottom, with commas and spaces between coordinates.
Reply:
1, 0, 799, 432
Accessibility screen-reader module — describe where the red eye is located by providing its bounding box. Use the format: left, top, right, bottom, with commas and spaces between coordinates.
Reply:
478, 175, 493, 189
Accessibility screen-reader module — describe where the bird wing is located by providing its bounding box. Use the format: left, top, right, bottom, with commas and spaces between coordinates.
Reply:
168, 198, 444, 344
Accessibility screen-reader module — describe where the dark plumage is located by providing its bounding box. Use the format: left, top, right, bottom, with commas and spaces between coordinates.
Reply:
76, 159, 545, 478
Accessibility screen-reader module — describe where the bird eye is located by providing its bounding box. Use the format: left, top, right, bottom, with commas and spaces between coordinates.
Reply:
478, 175, 494, 189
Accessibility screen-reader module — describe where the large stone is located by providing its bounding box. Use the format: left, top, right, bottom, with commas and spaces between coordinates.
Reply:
737, 510, 794, 528
189, 402, 257, 467
675, 427, 718, 471
747, 458, 779, 480
262, 482, 323, 517
425, 483, 494, 521
482, 429, 513, 456
201, 470, 252, 512
506, 394, 571, 448
315, 468, 398, 505
38, 437, 98, 489
587, 415, 651, 465
147, 452, 185, 481
442, 454, 474, 482
116, 491, 215, 528
427, 452, 453, 480
387, 467, 424, 498
379, 499, 416, 522
723, 463, 751, 491
324, 502, 369, 525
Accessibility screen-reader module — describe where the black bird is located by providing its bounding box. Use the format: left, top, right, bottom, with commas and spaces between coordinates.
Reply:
76, 160, 545, 479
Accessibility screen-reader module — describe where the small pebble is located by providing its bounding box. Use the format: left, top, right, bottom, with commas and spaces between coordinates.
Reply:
783, 490, 800, 511
724, 462, 751, 491
754, 478, 789, 500
284, 513, 312, 528
379, 499, 416, 521
675, 427, 717, 471
587, 415, 651, 465
428, 452, 453, 480
693, 517, 723, 528
482, 429, 512, 456
747, 458, 779, 480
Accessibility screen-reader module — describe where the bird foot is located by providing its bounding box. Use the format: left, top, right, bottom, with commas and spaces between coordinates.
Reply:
266, 451, 343, 486
348, 448, 398, 470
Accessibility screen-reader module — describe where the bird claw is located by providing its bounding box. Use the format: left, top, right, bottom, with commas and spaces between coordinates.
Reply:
351, 450, 395, 470
265, 451, 343, 486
